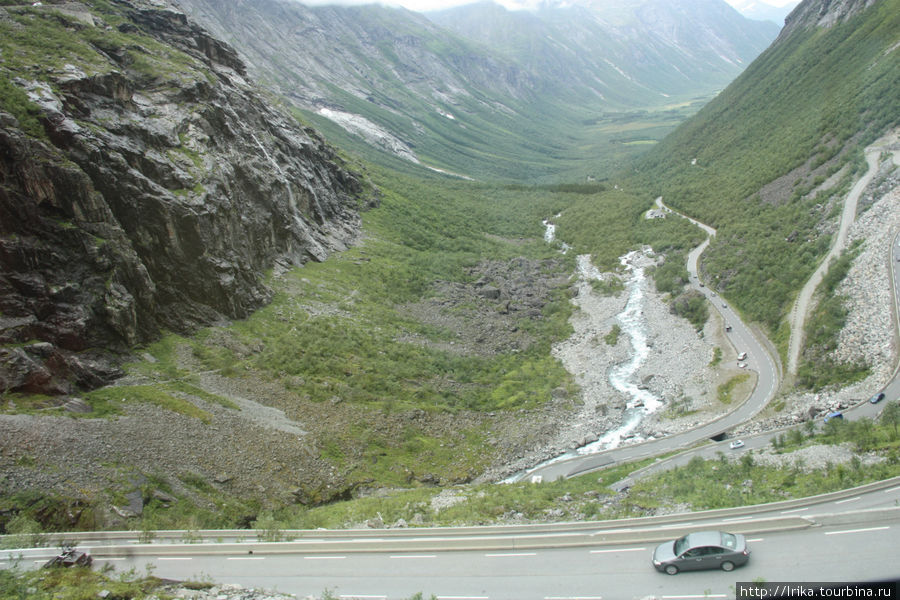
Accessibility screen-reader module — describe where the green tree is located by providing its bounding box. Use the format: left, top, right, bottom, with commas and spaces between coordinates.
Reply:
880, 402, 900, 440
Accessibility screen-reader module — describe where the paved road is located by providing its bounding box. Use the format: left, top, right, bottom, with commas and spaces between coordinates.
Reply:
526, 190, 900, 483
91, 524, 900, 600
787, 150, 879, 374
7, 484, 899, 599
524, 200, 781, 481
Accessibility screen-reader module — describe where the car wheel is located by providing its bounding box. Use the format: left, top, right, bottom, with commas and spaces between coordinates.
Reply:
665, 564, 679, 575
721, 561, 735, 572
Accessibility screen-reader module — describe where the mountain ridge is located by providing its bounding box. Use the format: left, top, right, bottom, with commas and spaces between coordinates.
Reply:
177, 0, 779, 179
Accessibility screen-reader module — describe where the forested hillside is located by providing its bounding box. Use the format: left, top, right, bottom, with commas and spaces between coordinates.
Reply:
625, 0, 898, 340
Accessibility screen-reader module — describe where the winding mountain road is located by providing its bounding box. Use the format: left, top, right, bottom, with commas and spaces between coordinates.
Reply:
787, 146, 881, 375
523, 199, 780, 482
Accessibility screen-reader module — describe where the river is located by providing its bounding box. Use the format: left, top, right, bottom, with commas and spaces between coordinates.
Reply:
510, 222, 664, 478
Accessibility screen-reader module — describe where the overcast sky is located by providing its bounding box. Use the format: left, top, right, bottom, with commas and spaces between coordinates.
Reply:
295, 0, 800, 14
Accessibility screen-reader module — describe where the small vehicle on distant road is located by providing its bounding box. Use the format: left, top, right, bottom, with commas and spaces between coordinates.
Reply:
869, 392, 885, 404
729, 440, 745, 449
737, 352, 747, 361
824, 411, 843, 423
652, 530, 750, 575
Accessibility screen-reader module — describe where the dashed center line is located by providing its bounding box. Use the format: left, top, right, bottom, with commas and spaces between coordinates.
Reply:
590, 547, 645, 554
780, 507, 808, 514
825, 526, 890, 536
834, 496, 861, 504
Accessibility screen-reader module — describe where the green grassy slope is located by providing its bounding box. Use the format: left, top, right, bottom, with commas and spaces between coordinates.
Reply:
627, 0, 899, 336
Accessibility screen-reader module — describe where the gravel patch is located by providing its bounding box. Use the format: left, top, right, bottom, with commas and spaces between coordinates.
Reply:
746, 442, 886, 472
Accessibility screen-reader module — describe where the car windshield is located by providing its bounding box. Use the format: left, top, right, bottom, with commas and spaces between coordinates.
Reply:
720, 532, 737, 549
674, 535, 690, 555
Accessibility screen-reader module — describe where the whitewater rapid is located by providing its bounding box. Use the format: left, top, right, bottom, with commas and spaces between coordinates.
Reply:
519, 222, 664, 474
575, 250, 662, 455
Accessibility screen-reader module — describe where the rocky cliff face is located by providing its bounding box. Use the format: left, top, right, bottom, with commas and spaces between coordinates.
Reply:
0, 0, 372, 395
777, 0, 878, 39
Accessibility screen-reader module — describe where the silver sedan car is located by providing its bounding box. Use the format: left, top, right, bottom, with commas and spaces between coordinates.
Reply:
652, 530, 750, 575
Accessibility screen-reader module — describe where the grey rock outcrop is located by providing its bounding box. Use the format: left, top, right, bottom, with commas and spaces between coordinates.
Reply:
778, 0, 879, 39
0, 0, 373, 394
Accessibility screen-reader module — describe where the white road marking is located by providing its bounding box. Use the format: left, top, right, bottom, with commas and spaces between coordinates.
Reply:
722, 515, 753, 522
157, 557, 192, 560
834, 496, 861, 504
885, 486, 900, 493
590, 547, 645, 554
746, 538, 764, 543
780, 507, 808, 514
825, 526, 890, 536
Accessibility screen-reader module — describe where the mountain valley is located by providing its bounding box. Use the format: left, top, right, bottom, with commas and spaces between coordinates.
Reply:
0, 0, 899, 574
177, 0, 779, 180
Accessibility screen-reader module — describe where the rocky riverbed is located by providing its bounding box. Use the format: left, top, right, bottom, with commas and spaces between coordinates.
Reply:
492, 147, 899, 479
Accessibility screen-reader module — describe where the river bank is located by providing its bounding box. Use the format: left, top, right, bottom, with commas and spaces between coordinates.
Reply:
493, 153, 898, 481
478, 244, 744, 482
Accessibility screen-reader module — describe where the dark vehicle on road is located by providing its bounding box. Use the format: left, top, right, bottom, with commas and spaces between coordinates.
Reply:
870, 392, 885, 404
652, 530, 750, 575
824, 411, 843, 423
43, 548, 93, 569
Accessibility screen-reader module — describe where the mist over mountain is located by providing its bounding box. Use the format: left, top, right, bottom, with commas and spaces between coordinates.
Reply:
727, 0, 799, 24
428, 0, 780, 97
176, 0, 778, 179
